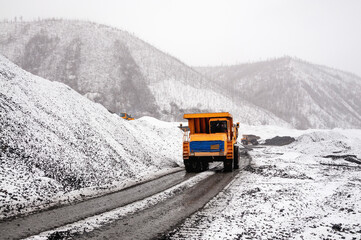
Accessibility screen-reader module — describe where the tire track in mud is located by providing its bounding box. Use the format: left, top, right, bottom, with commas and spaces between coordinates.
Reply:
3, 152, 250, 240
76, 169, 238, 240
0, 170, 191, 240
74, 155, 250, 240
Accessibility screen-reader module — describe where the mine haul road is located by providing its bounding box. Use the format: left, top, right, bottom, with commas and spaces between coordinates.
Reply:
0, 153, 250, 240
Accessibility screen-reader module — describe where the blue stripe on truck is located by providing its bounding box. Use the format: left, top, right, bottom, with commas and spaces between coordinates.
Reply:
190, 141, 224, 152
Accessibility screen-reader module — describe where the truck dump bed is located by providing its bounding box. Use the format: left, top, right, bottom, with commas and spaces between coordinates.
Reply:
184, 112, 234, 135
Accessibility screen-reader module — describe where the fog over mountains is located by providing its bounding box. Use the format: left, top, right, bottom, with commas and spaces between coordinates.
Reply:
0, 19, 360, 129
0, 19, 288, 126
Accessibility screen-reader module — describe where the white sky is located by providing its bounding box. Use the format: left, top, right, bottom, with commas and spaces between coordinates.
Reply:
1, 0, 361, 76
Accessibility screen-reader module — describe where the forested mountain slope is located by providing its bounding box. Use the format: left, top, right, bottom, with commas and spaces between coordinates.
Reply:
0, 19, 288, 126
196, 57, 361, 129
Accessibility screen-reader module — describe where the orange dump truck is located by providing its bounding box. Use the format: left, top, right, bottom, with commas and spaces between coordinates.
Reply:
241, 134, 260, 145
119, 112, 134, 120
182, 112, 240, 172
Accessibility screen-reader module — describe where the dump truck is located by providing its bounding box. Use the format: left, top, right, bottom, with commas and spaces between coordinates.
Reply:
241, 134, 260, 145
119, 112, 134, 120
182, 112, 240, 172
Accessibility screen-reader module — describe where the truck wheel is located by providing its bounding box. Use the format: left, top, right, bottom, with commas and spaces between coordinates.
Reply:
189, 158, 202, 172
195, 159, 203, 172
251, 140, 259, 145
191, 160, 199, 172
184, 159, 193, 173
242, 140, 248, 145
224, 159, 233, 172
202, 161, 209, 171
233, 146, 239, 169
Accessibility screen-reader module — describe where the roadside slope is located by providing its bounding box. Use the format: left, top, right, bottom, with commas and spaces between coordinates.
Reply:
0, 54, 183, 219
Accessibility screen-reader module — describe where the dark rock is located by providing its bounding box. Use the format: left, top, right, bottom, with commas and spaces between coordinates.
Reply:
264, 136, 295, 146
332, 224, 342, 231
47, 230, 73, 240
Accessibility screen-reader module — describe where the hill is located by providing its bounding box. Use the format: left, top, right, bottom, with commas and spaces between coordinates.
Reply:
0, 54, 182, 218
196, 57, 361, 129
0, 19, 288, 126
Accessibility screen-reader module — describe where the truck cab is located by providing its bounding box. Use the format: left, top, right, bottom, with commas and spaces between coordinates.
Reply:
182, 112, 240, 172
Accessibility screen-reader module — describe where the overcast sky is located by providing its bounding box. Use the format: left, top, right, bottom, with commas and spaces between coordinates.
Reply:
1, 0, 361, 76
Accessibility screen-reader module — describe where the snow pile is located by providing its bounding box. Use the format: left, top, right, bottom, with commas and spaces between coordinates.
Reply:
167, 129, 361, 239
238, 123, 311, 140
291, 130, 361, 158
0, 55, 183, 219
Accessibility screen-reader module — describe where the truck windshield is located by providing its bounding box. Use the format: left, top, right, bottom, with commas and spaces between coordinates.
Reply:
120, 113, 126, 117
210, 121, 228, 133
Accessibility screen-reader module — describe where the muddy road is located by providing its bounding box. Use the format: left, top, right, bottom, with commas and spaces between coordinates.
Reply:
1, 152, 250, 240
76, 155, 250, 240
77, 167, 238, 240
0, 170, 189, 239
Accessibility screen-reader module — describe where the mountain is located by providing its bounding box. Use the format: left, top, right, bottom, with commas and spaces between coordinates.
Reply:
196, 57, 361, 129
0, 54, 183, 218
0, 19, 288, 126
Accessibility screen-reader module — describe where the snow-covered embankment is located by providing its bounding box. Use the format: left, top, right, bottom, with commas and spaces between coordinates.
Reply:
0, 55, 183, 219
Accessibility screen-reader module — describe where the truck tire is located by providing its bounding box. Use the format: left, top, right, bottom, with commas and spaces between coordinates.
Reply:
186, 158, 207, 172
233, 145, 239, 169
251, 140, 259, 145
241, 140, 248, 145
224, 158, 233, 172
191, 160, 198, 172
202, 161, 209, 171
184, 159, 193, 173
190, 158, 202, 172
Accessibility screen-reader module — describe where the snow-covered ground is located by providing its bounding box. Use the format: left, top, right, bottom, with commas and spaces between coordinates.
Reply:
0, 55, 183, 219
168, 129, 361, 239
1, 52, 361, 239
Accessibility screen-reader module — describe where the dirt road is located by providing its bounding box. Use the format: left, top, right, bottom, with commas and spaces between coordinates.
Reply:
77, 168, 238, 239
75, 155, 250, 240
1, 153, 250, 240
0, 170, 190, 240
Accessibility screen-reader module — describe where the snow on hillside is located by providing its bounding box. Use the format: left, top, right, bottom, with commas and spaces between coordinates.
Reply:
196, 57, 361, 129
167, 129, 361, 239
150, 79, 290, 126
0, 19, 288, 126
0, 55, 183, 219
237, 123, 361, 143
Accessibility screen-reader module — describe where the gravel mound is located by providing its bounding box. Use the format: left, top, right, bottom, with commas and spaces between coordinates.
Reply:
0, 55, 182, 219
265, 136, 295, 146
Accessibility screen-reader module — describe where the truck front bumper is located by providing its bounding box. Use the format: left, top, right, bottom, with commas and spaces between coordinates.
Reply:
190, 152, 226, 157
